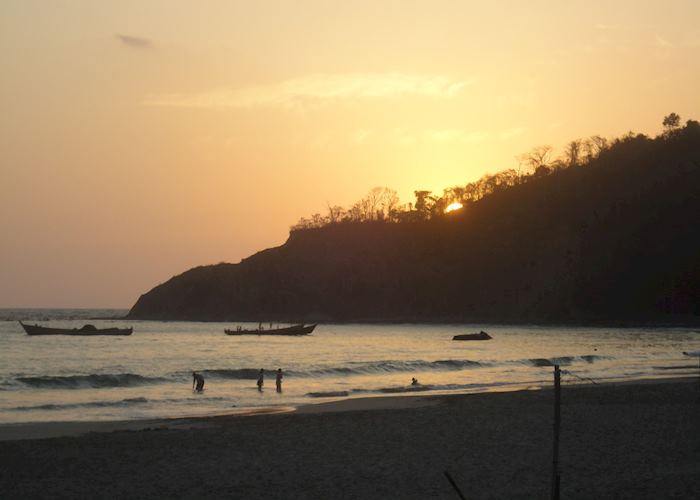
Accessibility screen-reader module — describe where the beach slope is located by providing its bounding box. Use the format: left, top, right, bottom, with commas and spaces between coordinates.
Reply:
1, 380, 699, 499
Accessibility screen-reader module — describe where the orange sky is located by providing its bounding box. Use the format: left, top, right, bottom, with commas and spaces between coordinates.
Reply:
1, 1, 699, 308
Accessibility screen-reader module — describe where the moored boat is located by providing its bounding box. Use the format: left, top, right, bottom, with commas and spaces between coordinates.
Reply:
19, 321, 133, 336
224, 324, 316, 336
453, 331, 492, 341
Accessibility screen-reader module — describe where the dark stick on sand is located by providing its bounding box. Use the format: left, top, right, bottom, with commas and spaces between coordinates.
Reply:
443, 470, 467, 500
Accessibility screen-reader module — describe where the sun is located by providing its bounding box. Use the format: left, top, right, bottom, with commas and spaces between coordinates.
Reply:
445, 202, 463, 213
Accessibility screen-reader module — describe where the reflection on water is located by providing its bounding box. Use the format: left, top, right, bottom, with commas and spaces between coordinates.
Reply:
1, 309, 699, 423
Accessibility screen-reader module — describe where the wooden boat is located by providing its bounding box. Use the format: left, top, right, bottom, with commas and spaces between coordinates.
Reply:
224, 324, 316, 336
19, 321, 133, 336
453, 331, 492, 341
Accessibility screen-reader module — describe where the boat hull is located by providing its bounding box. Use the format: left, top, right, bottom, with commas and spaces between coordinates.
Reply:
224, 324, 316, 336
19, 322, 133, 336
453, 331, 492, 341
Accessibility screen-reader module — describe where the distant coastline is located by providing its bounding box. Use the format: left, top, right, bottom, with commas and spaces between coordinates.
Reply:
126, 123, 700, 325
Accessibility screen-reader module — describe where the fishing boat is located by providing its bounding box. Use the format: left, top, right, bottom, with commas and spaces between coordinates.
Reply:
453, 331, 492, 341
224, 324, 316, 336
19, 321, 133, 336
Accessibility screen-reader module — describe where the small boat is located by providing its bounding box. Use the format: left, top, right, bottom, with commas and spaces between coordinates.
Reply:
224, 324, 316, 336
453, 331, 492, 341
19, 321, 133, 336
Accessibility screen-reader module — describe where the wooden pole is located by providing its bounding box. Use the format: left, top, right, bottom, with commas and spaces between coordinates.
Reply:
551, 364, 561, 500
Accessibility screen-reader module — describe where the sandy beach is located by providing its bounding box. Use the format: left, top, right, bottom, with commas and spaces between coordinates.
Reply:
1, 379, 698, 499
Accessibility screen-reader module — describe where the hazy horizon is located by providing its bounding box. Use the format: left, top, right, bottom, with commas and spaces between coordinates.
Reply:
2, 0, 699, 308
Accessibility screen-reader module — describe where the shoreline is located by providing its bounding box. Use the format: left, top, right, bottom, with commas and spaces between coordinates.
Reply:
1, 375, 695, 442
1, 378, 698, 499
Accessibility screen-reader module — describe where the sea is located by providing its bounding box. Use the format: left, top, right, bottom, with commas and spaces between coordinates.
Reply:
1, 309, 699, 424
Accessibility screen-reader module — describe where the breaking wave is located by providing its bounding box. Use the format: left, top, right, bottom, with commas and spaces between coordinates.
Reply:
310, 359, 484, 376
204, 359, 483, 380
306, 381, 522, 398
10, 395, 226, 411
306, 391, 350, 398
653, 364, 698, 371
202, 368, 262, 380
4, 355, 608, 391
12, 397, 150, 411
527, 355, 606, 367
15, 373, 167, 389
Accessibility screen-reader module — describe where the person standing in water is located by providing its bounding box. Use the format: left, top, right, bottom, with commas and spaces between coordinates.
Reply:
192, 371, 205, 392
257, 368, 264, 392
276, 368, 283, 393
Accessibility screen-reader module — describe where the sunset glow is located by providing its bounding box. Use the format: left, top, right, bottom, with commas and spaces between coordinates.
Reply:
1, 0, 699, 308
1, 3, 699, 494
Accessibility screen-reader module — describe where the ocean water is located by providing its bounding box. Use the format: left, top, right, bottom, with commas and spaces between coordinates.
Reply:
0, 309, 698, 424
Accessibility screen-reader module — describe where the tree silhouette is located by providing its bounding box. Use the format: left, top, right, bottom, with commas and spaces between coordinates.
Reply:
583, 135, 608, 161
326, 204, 345, 223
519, 145, 554, 175
563, 140, 583, 168
290, 114, 693, 233
413, 190, 434, 219
663, 113, 681, 136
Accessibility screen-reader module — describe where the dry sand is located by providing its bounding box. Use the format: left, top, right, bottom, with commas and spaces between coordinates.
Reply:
1, 380, 699, 499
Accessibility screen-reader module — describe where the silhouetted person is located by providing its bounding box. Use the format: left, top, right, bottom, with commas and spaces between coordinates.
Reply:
411, 377, 419, 386
276, 368, 283, 393
257, 369, 264, 392
192, 371, 205, 392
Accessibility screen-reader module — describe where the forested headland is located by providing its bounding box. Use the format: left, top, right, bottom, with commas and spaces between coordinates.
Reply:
128, 115, 700, 323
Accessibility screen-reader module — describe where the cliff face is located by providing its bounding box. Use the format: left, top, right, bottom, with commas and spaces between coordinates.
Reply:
128, 127, 700, 323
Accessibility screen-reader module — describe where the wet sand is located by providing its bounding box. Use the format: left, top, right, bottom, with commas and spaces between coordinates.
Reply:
1, 379, 699, 499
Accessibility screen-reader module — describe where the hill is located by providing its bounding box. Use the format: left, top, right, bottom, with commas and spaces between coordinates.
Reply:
127, 121, 700, 323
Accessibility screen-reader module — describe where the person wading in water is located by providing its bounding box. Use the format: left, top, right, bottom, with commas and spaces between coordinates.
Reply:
192, 372, 205, 392
257, 369, 264, 392
276, 368, 283, 393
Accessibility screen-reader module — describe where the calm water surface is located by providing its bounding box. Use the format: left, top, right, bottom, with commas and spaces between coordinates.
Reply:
1, 309, 698, 424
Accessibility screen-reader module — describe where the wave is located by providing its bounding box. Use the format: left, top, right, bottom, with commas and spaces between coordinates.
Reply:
306, 391, 350, 398
6, 355, 607, 390
204, 359, 484, 380
527, 355, 606, 367
202, 368, 262, 380
653, 364, 699, 371
336, 359, 484, 374
15, 373, 167, 389
205, 357, 607, 380
10, 395, 227, 412
305, 381, 521, 398
378, 385, 435, 393
372, 381, 513, 394
11, 397, 150, 411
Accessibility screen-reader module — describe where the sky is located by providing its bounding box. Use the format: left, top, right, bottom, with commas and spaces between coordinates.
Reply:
1, 0, 699, 308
